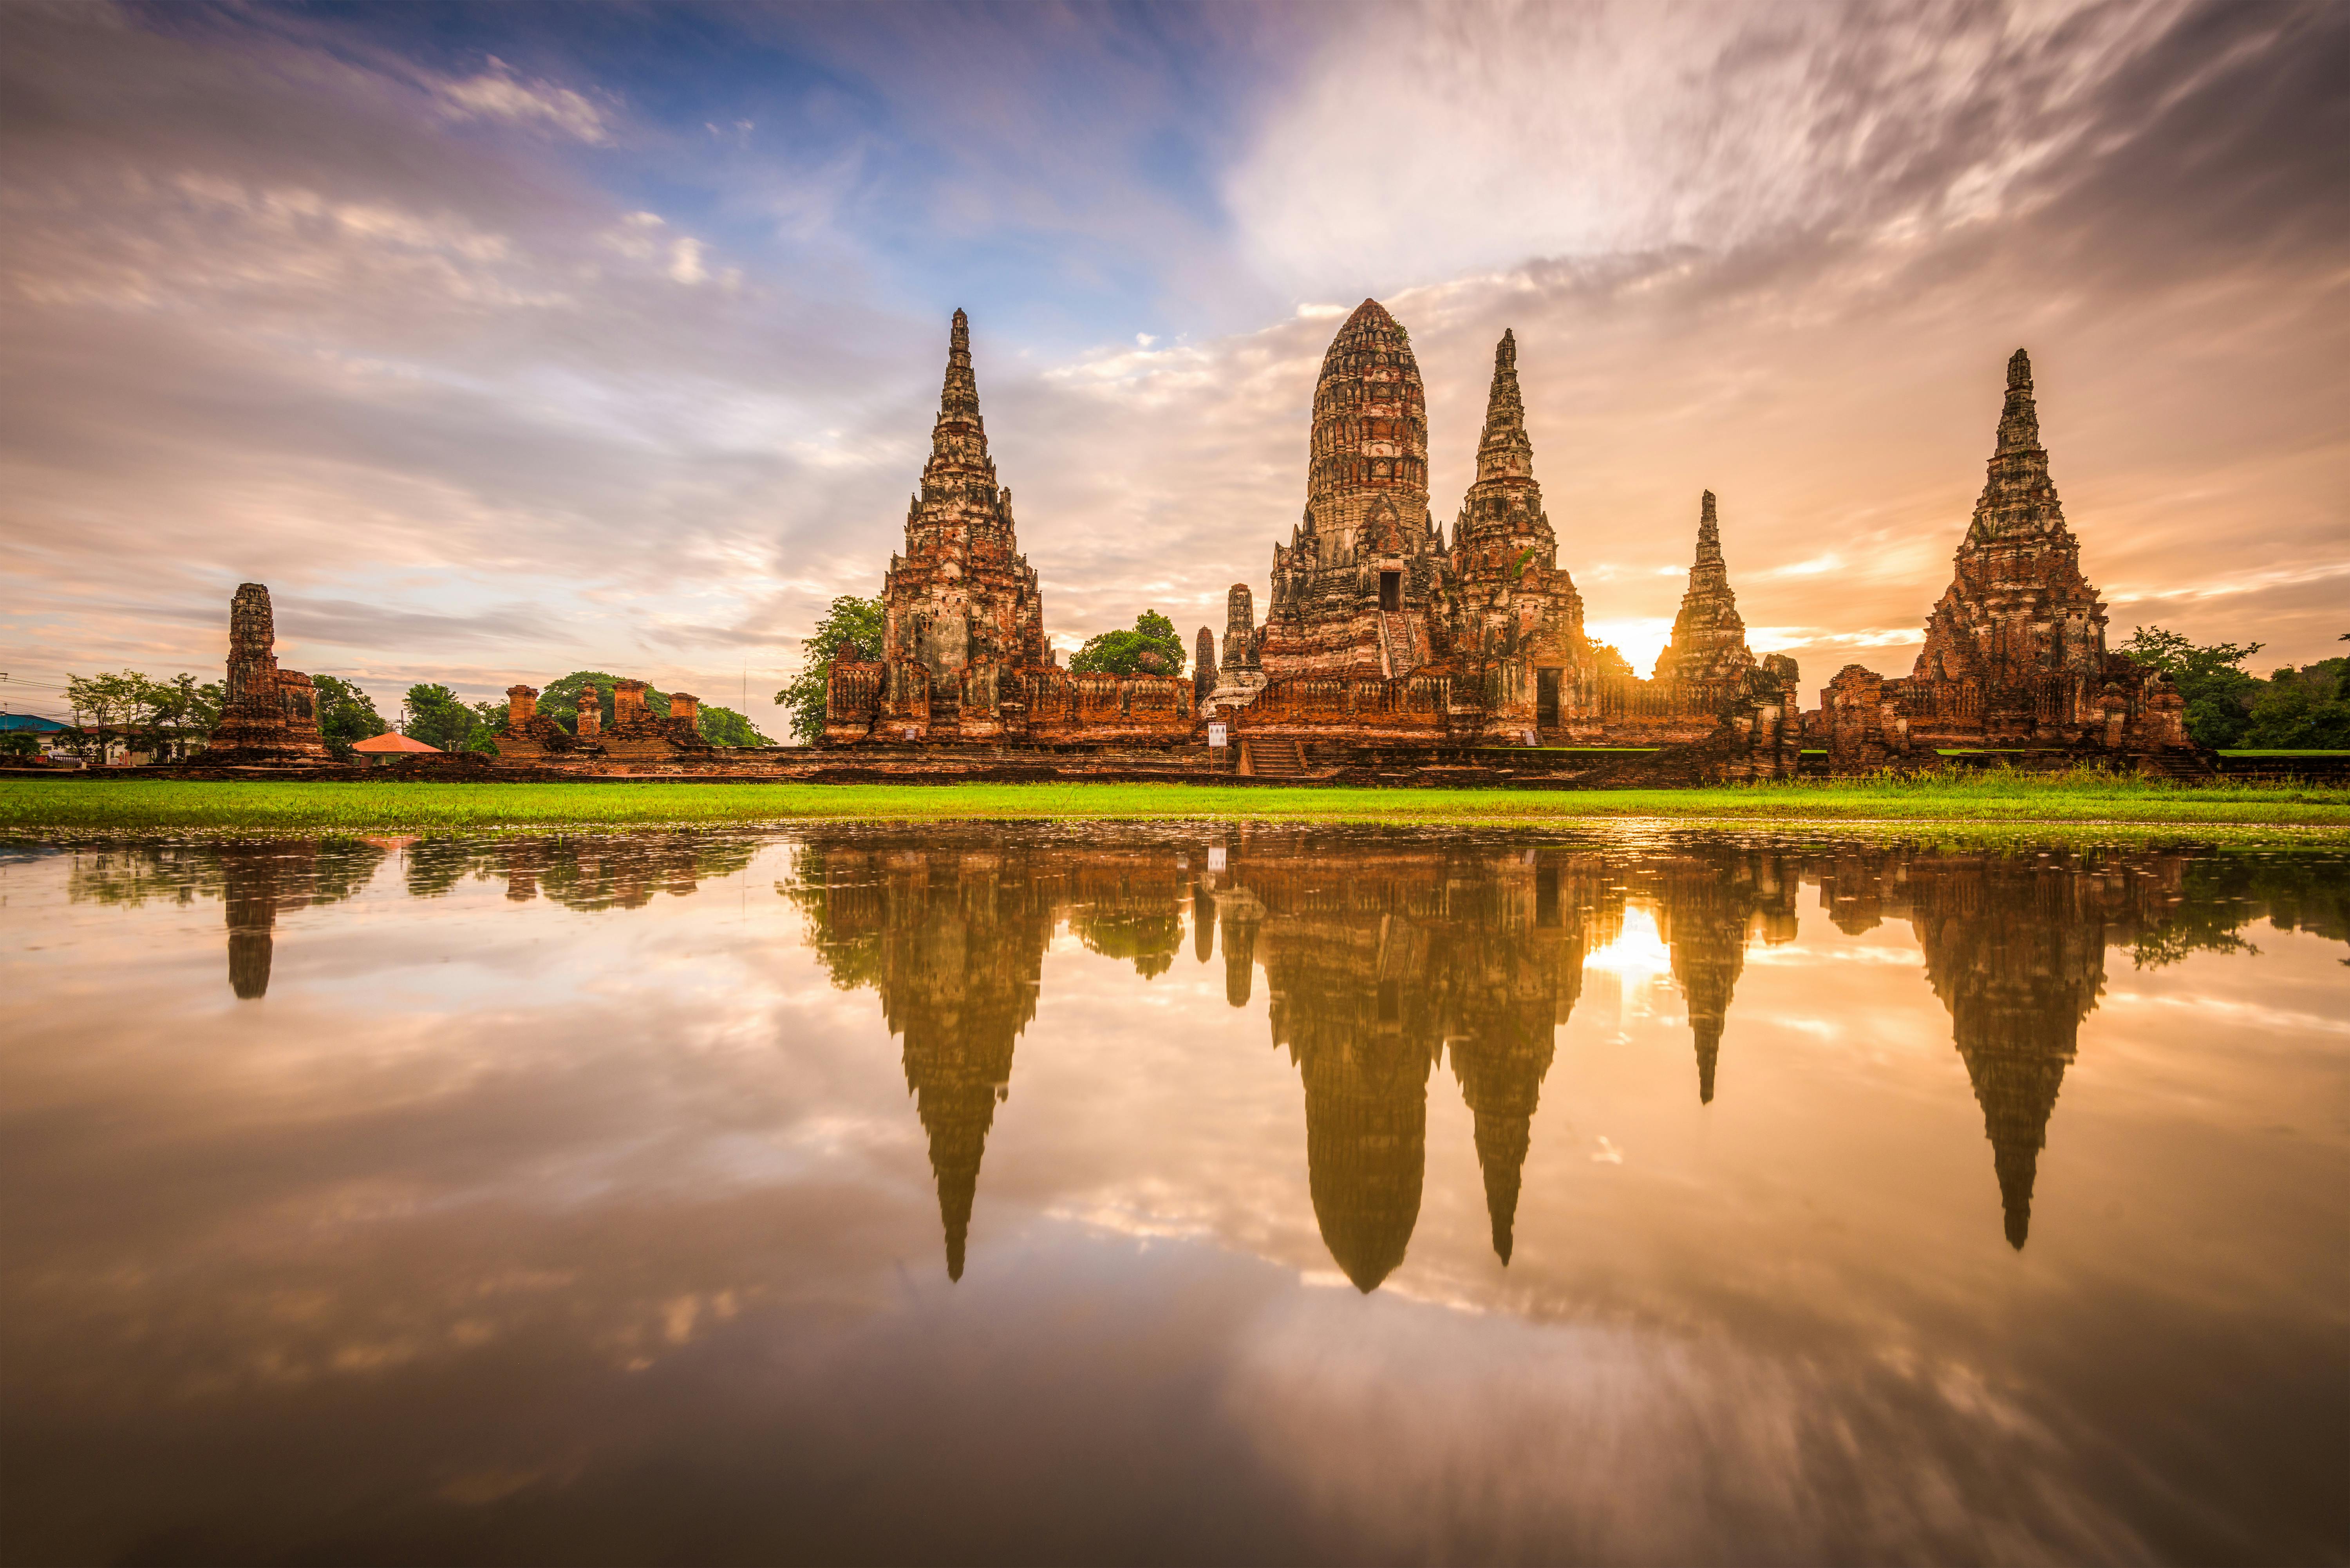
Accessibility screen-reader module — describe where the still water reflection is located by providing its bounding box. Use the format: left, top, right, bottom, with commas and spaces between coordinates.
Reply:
4, 827, 2345, 1565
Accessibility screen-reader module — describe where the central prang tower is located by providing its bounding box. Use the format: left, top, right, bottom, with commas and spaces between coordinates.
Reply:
1259, 299, 1449, 680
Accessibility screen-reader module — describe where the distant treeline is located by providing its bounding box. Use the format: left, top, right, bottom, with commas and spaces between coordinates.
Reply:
34, 668, 770, 765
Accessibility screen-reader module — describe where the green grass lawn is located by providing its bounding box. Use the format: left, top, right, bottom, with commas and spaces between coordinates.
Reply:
3, 772, 2345, 835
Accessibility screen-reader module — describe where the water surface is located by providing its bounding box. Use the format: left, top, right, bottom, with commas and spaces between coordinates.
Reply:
4, 826, 2345, 1566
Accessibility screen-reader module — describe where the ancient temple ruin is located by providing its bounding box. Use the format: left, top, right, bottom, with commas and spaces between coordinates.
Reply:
1822, 349, 2193, 759
202, 583, 332, 764
1258, 299, 1448, 681
1654, 492, 1756, 686
1213, 303, 1794, 767
824, 311, 1196, 748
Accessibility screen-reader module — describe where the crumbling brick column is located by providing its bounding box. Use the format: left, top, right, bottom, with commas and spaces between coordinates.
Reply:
575, 690, 602, 737
669, 691, 700, 725
1825, 664, 1913, 775
613, 679, 649, 723
506, 685, 538, 729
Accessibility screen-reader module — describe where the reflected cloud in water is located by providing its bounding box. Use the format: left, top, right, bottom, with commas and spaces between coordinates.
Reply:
9, 825, 2345, 1566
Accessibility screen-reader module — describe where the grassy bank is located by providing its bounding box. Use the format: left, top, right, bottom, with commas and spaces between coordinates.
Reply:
3, 772, 2346, 835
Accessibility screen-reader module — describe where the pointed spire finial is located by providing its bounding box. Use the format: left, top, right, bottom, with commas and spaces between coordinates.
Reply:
1995, 347, 2040, 457
1693, 490, 1725, 571
1475, 328, 1532, 483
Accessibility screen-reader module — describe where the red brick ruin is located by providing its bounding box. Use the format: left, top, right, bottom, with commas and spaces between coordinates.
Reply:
1200, 303, 1795, 770
186, 311, 2199, 784
823, 309, 1195, 746
1825, 349, 2193, 759
202, 583, 331, 764
795, 303, 2193, 779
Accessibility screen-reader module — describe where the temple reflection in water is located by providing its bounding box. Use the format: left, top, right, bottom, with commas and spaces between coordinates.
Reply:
774, 827, 2336, 1284
63, 829, 2339, 1284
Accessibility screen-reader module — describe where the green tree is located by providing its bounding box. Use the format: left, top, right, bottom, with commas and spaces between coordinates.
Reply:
1070, 609, 1186, 678
2, 732, 41, 762
62, 670, 148, 765
697, 705, 774, 746
401, 684, 497, 753
312, 675, 390, 761
1589, 642, 1636, 679
776, 596, 885, 745
2116, 625, 2265, 748
2241, 658, 2350, 750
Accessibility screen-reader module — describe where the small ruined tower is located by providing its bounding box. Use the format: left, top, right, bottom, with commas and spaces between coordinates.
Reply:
1909, 349, 2109, 737
1193, 626, 1217, 705
204, 582, 330, 762
1224, 583, 1258, 671
1652, 491, 1757, 684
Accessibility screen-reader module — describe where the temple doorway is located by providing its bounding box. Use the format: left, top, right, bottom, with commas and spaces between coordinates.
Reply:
1379, 571, 1401, 611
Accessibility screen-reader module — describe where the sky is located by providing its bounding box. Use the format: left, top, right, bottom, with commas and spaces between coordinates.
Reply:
2, 0, 2344, 728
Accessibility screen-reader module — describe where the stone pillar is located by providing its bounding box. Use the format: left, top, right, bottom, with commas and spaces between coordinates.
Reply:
669, 691, 700, 725
1226, 583, 1257, 670
226, 583, 280, 717
506, 684, 538, 729
613, 679, 649, 724
1195, 626, 1217, 706
575, 690, 602, 737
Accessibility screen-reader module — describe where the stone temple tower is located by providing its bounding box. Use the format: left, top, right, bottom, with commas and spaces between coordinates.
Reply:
876, 310, 1051, 735
204, 582, 331, 763
1259, 299, 1449, 680
1909, 349, 2109, 740
1653, 491, 1757, 685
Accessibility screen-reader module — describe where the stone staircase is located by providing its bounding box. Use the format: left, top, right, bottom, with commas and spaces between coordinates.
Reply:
2136, 749, 2218, 782
1245, 736, 1308, 779
1377, 611, 1414, 678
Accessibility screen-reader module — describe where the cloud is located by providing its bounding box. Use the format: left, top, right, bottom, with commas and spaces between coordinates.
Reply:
434, 56, 611, 143
0, 0, 2341, 717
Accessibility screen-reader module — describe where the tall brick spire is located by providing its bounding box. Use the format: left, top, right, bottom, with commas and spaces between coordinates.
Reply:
1907, 348, 2106, 737
923, 307, 995, 485
1475, 328, 1533, 484
1652, 491, 1755, 684
1968, 347, 2064, 543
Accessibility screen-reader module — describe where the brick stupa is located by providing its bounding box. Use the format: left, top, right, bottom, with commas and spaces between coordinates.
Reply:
878, 309, 1049, 732
1653, 491, 1757, 685
1910, 349, 2109, 740
1450, 329, 1585, 669
203, 583, 331, 764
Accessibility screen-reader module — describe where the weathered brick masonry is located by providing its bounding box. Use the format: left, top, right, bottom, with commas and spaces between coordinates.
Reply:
824, 311, 1195, 748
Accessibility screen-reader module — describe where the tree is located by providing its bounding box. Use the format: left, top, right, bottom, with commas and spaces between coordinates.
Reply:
697, 705, 774, 746
2117, 625, 2264, 748
2241, 659, 2350, 750
401, 684, 495, 753
62, 671, 148, 765
2, 732, 41, 762
776, 596, 885, 745
1070, 609, 1185, 678
312, 676, 389, 761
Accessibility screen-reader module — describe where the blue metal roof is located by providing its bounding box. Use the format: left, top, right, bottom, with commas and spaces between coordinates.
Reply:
0, 714, 69, 732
